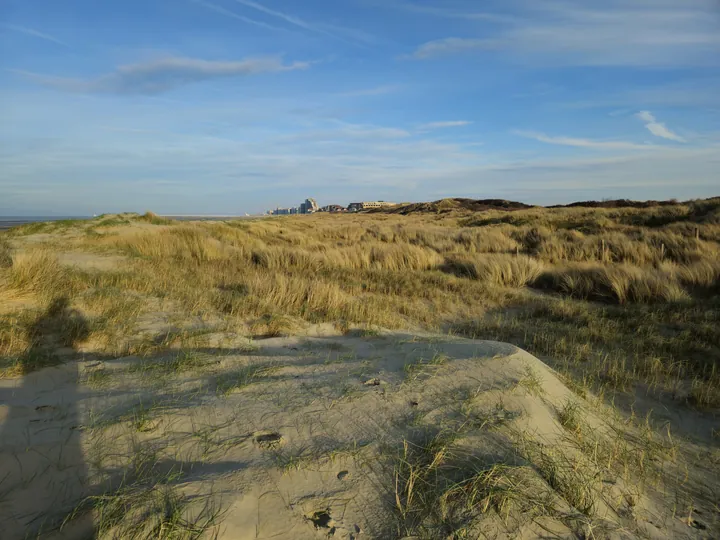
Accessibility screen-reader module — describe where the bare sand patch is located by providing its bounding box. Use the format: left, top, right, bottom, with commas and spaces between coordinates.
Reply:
1, 333, 712, 539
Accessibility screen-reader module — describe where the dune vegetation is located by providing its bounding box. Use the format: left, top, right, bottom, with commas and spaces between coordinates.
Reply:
1, 201, 719, 538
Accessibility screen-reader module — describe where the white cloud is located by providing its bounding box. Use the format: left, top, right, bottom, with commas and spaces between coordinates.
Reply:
635, 110, 686, 142
514, 130, 653, 150
14, 55, 310, 95
411, 38, 495, 59
409, 1, 720, 66
420, 121, 473, 129
636, 111, 655, 123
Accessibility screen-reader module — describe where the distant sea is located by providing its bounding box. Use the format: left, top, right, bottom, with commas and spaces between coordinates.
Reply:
0, 215, 263, 231
0, 216, 90, 231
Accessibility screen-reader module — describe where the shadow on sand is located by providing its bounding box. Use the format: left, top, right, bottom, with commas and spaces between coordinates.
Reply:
0, 298, 94, 539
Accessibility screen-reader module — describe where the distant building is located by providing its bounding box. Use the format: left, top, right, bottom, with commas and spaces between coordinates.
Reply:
319, 204, 346, 213
268, 197, 320, 216
299, 198, 319, 214
348, 201, 397, 212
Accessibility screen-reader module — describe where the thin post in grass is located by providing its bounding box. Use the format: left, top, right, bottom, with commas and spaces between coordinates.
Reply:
695, 227, 700, 240
660, 243, 665, 260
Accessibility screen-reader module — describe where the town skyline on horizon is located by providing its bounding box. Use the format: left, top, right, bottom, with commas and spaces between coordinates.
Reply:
5, 194, 720, 220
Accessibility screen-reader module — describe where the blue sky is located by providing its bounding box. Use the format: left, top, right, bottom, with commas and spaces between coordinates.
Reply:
1, 0, 719, 215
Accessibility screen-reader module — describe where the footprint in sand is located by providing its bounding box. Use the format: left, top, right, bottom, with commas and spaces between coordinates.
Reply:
336, 470, 350, 481
253, 431, 284, 449
307, 509, 335, 531
35, 405, 56, 413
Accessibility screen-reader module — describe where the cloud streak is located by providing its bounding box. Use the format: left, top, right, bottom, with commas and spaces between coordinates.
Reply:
17, 56, 310, 95
335, 85, 400, 97
230, 0, 376, 44
636, 111, 686, 142
420, 121, 473, 129
409, 1, 720, 66
411, 38, 495, 59
191, 0, 283, 31
373, 0, 514, 23
232, 0, 314, 31
514, 130, 654, 150
0, 23, 67, 46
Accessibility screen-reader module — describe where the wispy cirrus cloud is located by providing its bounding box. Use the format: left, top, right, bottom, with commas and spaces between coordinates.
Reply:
420, 120, 473, 130
411, 38, 495, 59
409, 1, 720, 66
15, 55, 310, 95
514, 130, 654, 150
367, 0, 514, 22
230, 0, 376, 44
190, 0, 283, 31
0, 23, 68, 46
232, 0, 313, 31
635, 111, 686, 142
335, 85, 400, 97
279, 121, 412, 142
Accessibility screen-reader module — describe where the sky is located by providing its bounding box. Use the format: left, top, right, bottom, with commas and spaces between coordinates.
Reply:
1, 0, 719, 215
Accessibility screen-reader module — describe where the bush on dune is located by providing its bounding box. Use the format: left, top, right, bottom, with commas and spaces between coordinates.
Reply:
441, 254, 544, 288
0, 236, 12, 268
532, 264, 689, 304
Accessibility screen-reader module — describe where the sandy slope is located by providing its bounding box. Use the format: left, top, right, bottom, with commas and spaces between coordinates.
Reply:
0, 332, 713, 539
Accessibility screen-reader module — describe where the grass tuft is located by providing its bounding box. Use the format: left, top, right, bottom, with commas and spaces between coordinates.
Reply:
532, 264, 690, 304
0, 235, 13, 268
138, 211, 173, 225
442, 254, 544, 287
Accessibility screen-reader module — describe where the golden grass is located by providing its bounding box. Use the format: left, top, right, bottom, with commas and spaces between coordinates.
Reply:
0, 236, 12, 268
2, 250, 68, 298
1, 200, 719, 408
533, 263, 689, 304
442, 254, 544, 287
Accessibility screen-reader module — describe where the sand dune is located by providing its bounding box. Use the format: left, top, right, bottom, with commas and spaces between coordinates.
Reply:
1, 331, 706, 539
